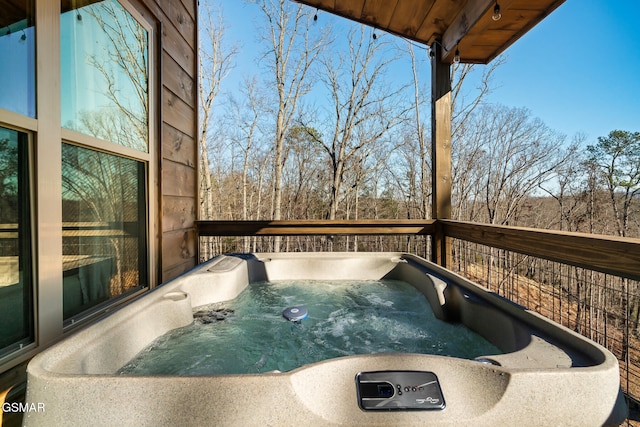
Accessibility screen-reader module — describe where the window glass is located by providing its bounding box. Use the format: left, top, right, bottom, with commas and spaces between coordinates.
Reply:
62, 143, 147, 321
0, 126, 33, 355
0, 0, 36, 117
61, 0, 149, 152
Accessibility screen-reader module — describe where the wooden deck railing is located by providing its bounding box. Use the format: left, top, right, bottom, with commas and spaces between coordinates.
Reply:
440, 220, 640, 282
196, 219, 640, 281
196, 219, 436, 237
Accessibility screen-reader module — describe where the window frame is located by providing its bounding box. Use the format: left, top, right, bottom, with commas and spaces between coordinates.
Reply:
0, 0, 158, 369
59, 0, 157, 328
0, 122, 36, 360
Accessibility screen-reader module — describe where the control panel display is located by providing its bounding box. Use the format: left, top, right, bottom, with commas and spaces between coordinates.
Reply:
356, 370, 445, 411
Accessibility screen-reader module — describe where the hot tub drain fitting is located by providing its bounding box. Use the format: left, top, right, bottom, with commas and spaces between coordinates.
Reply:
283, 306, 308, 322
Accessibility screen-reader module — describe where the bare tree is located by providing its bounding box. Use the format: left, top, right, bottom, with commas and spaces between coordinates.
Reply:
302, 27, 410, 220
480, 106, 568, 225
227, 76, 268, 250
537, 135, 586, 231
255, 0, 327, 250
199, 3, 237, 259
406, 41, 430, 219
449, 58, 504, 222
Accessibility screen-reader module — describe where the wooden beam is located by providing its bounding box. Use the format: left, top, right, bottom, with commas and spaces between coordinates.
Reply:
196, 220, 436, 236
441, 0, 494, 61
441, 220, 640, 282
430, 40, 452, 267
196, 218, 640, 282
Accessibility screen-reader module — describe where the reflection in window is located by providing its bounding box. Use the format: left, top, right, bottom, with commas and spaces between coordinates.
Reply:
62, 143, 147, 321
0, 126, 33, 355
61, 0, 149, 152
0, 0, 36, 117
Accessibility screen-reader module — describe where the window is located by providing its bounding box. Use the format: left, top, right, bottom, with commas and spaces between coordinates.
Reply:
0, 0, 35, 117
61, 0, 149, 152
60, 0, 151, 323
0, 126, 33, 356
0, 0, 156, 365
61, 144, 147, 320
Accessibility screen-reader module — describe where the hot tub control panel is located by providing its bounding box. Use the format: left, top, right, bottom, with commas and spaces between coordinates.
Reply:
356, 371, 445, 411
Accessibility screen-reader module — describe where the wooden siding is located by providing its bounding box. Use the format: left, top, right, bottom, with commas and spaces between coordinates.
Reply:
138, 0, 198, 282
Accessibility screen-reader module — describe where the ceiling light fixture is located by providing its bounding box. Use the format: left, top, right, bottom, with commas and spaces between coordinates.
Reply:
492, 1, 502, 21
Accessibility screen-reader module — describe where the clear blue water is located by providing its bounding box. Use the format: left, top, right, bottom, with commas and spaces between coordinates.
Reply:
118, 280, 501, 375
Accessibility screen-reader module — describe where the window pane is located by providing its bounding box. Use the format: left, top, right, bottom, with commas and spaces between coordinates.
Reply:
61, 0, 149, 152
62, 143, 147, 321
0, 0, 36, 117
0, 126, 33, 355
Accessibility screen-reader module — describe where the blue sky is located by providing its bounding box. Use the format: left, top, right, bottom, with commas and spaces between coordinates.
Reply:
482, 0, 640, 141
215, 0, 640, 143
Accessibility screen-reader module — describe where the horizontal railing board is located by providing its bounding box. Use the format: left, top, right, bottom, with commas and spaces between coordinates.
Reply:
196, 219, 436, 236
440, 220, 640, 282
195, 219, 640, 281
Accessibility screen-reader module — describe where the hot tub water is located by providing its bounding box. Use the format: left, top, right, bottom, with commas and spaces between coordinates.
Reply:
118, 279, 501, 375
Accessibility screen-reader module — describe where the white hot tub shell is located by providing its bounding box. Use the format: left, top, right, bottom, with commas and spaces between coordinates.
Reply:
25, 252, 627, 426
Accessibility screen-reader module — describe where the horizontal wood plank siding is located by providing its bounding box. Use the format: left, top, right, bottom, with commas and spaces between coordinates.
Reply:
162, 122, 195, 167
141, 0, 198, 281
161, 229, 196, 282
163, 54, 195, 106
162, 86, 196, 137
162, 160, 196, 198
162, 196, 196, 232
156, 0, 196, 50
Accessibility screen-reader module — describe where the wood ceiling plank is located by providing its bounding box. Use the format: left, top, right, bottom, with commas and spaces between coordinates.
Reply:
360, 0, 399, 28
414, 0, 465, 44
467, 9, 542, 35
334, 0, 366, 20
510, 0, 558, 11
450, 0, 523, 62
441, 0, 495, 56
387, 0, 436, 40
483, 1, 565, 62
308, 0, 335, 12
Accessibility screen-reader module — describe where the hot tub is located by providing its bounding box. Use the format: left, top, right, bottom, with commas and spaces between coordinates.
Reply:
25, 252, 626, 426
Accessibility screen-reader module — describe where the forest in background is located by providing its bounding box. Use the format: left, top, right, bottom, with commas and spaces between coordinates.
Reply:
197, 0, 640, 247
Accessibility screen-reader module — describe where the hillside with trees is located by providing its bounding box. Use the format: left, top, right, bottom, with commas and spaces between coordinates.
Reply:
198, 1, 640, 245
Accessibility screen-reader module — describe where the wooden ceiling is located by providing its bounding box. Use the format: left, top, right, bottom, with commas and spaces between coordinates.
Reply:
1, 0, 32, 30
292, 0, 566, 64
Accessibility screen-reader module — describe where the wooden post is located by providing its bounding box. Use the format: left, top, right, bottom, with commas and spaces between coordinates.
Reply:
430, 40, 452, 267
